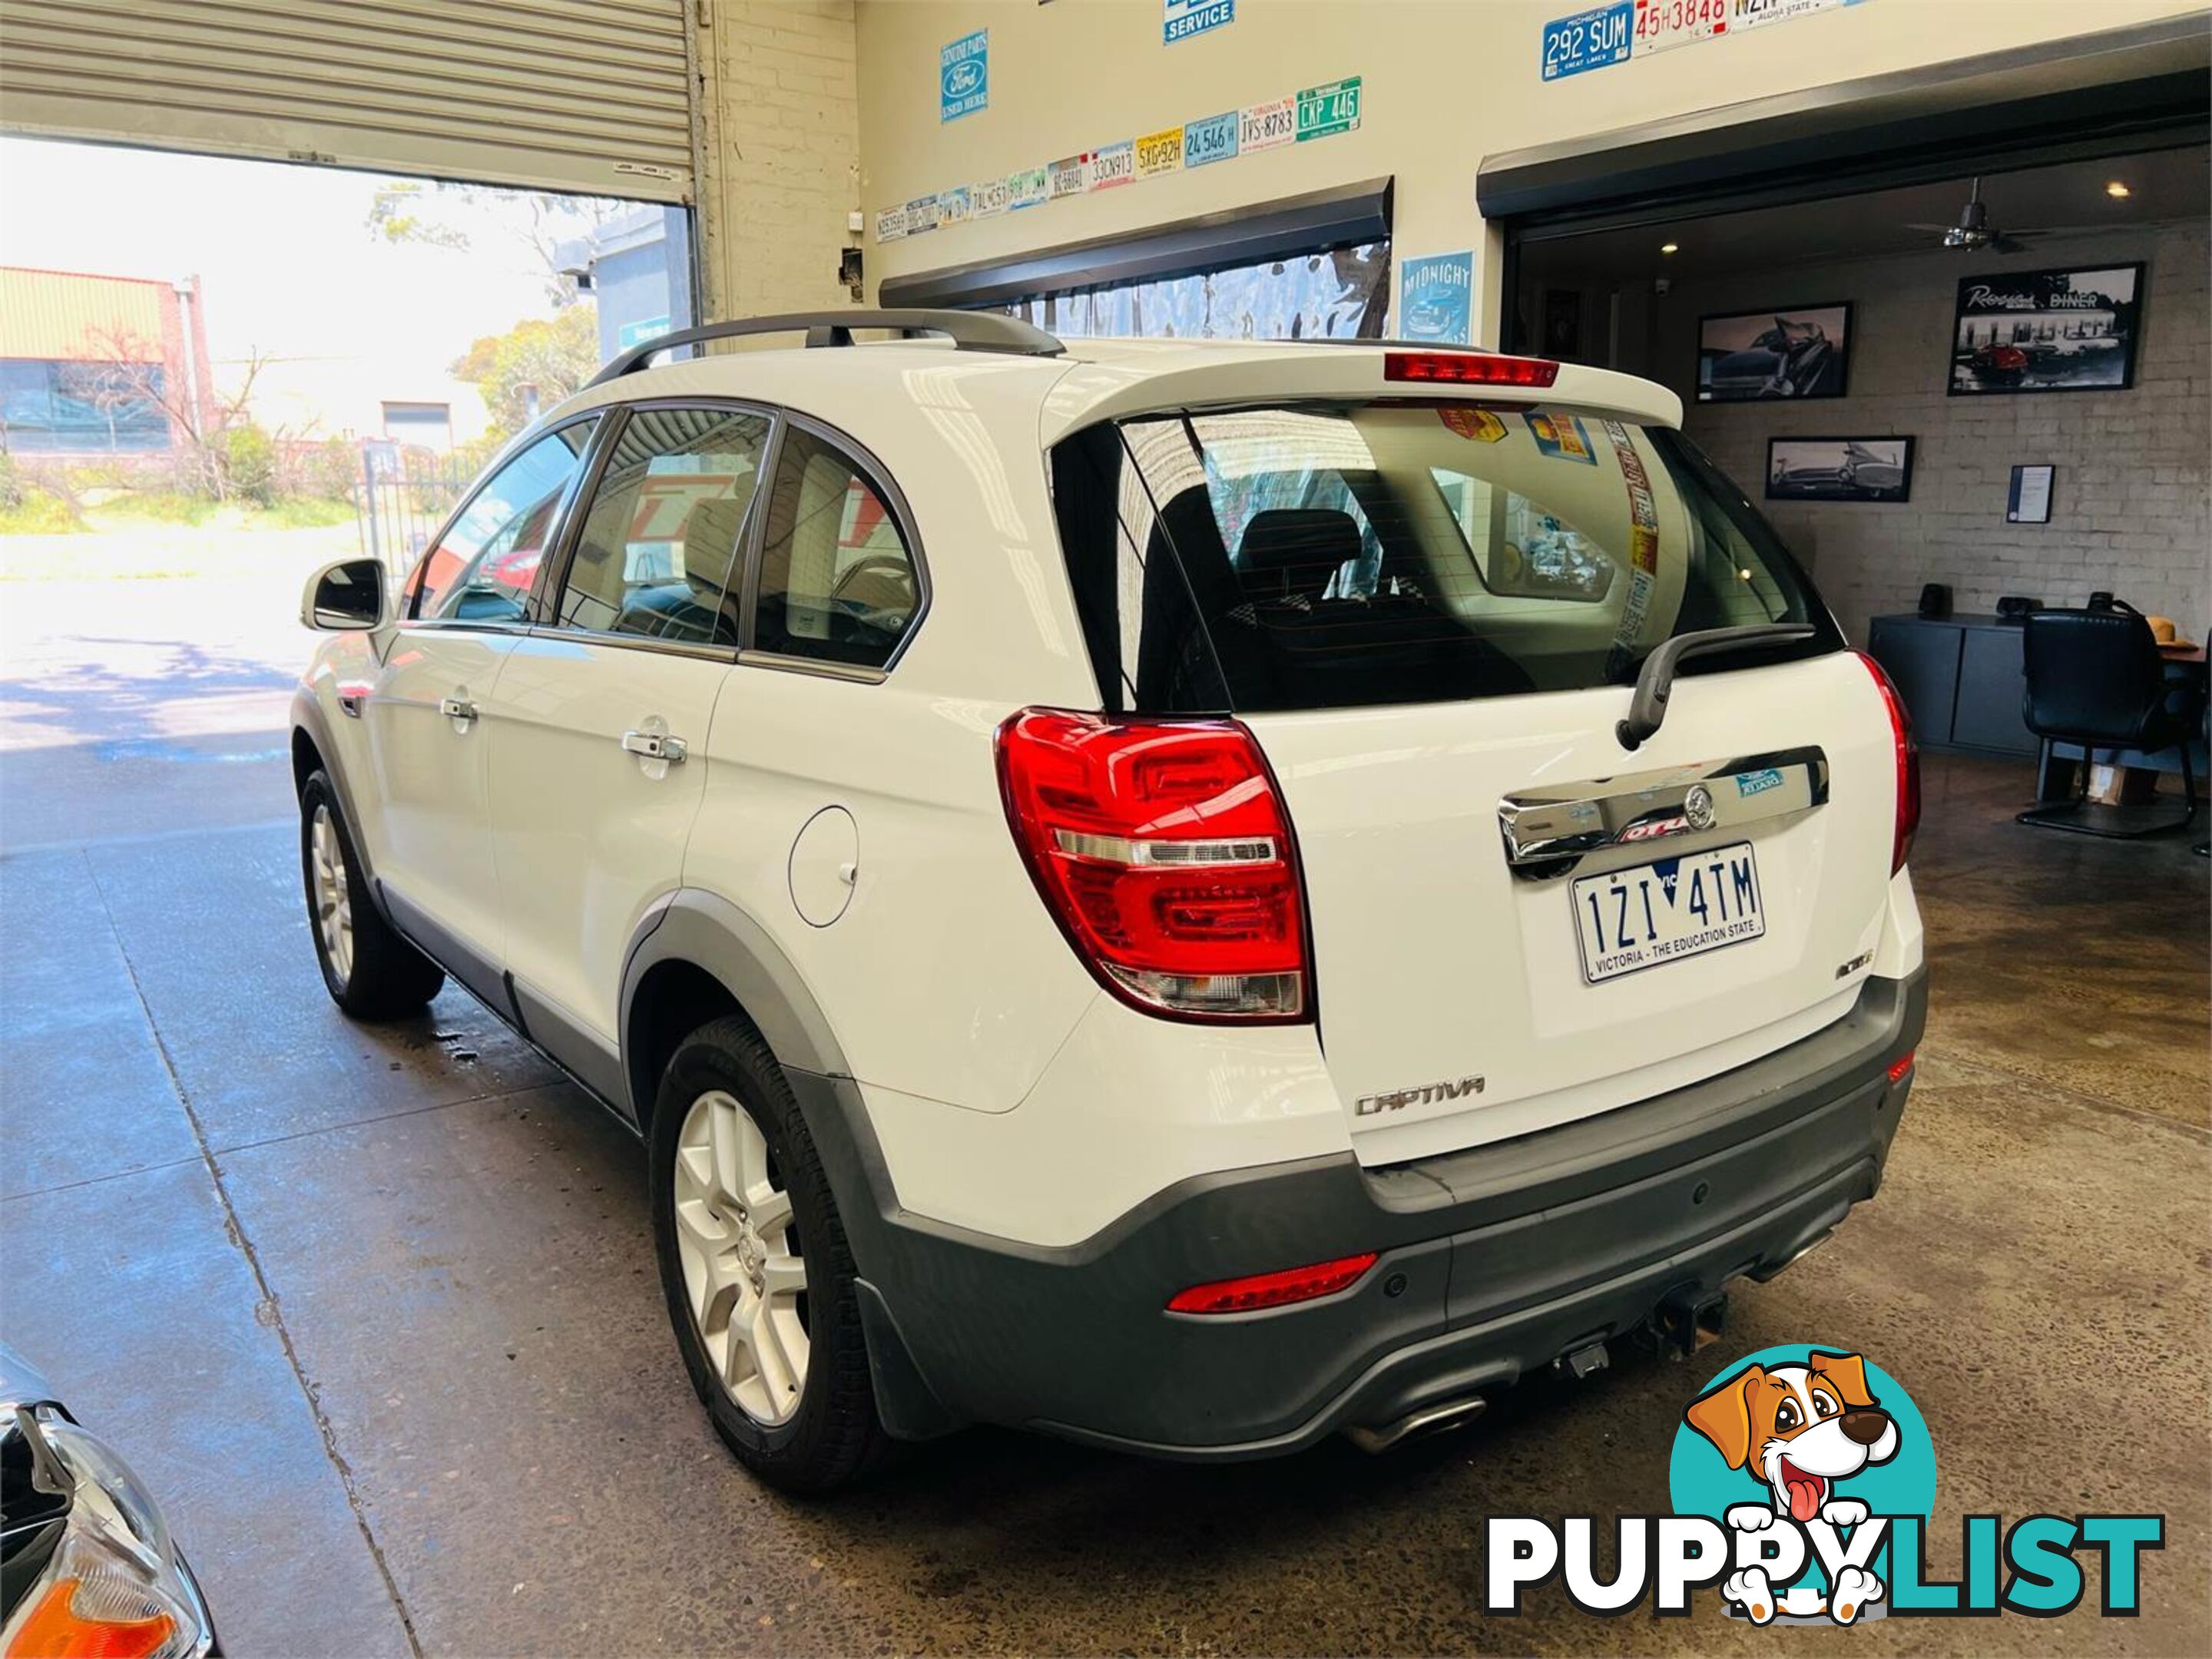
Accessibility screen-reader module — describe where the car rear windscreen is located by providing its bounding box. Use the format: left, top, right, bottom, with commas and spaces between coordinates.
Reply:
1049, 401, 1843, 714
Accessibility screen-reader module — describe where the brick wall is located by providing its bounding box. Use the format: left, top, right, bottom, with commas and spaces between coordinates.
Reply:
1661, 220, 2209, 645
697, 1, 861, 320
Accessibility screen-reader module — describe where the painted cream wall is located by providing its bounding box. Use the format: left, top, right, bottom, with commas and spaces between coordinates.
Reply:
853, 0, 2207, 336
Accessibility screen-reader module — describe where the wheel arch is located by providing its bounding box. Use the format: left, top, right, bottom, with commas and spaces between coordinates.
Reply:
618, 892, 961, 1442
618, 890, 853, 1133
291, 726, 324, 799
290, 687, 386, 905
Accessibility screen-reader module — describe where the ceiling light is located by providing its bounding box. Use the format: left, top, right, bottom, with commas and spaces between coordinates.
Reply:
1660, 242, 1681, 255
2105, 180, 2132, 199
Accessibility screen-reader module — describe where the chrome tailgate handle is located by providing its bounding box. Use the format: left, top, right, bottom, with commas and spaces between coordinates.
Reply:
1498, 747, 1830, 872
621, 728, 687, 764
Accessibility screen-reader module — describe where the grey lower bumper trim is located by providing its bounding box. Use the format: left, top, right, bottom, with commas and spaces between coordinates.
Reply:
794, 968, 1927, 1459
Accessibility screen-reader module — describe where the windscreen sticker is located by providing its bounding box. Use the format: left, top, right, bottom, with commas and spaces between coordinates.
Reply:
1438, 406, 1508, 442
1602, 417, 1662, 672
1528, 410, 1596, 463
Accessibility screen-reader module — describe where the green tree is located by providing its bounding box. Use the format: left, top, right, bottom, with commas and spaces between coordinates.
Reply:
450, 306, 601, 440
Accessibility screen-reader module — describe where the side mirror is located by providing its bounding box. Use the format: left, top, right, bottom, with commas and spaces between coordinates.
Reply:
301, 558, 390, 631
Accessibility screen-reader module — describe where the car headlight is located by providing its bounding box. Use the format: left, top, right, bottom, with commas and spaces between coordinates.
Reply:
2, 1408, 213, 1659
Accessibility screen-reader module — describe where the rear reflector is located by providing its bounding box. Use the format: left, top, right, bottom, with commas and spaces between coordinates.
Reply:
996, 709, 1310, 1021
1888, 1050, 1916, 1084
1167, 1252, 1378, 1315
1383, 351, 1559, 388
1855, 651, 1921, 875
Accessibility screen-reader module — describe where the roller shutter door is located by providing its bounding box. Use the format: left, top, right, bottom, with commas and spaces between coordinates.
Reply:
0, 0, 695, 202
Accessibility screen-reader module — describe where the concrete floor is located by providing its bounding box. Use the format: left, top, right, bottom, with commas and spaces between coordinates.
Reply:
2, 743, 2206, 1657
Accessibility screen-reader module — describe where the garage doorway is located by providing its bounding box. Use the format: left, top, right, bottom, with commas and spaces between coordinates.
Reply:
0, 136, 693, 851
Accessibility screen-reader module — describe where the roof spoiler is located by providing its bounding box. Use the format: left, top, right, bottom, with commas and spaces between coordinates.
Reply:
588, 309, 1065, 385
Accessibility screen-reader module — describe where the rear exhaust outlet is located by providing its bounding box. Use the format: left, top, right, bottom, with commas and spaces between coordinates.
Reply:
1344, 1395, 1486, 1455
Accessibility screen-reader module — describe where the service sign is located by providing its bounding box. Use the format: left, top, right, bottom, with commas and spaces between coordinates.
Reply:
1183, 110, 1239, 167
1541, 2, 1634, 79
1135, 126, 1184, 177
1164, 0, 1236, 45
1240, 96, 1296, 153
970, 175, 1011, 218
1087, 140, 1136, 190
1296, 76, 1362, 141
939, 29, 988, 122
873, 205, 906, 243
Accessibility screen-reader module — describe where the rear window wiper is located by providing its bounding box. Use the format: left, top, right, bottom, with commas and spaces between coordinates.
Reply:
1617, 623, 1819, 751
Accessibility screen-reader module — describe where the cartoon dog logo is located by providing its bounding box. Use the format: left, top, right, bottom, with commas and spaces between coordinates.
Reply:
1682, 1351, 1900, 1625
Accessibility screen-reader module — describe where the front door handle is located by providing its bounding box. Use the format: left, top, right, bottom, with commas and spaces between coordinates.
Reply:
438, 694, 477, 727
621, 728, 687, 764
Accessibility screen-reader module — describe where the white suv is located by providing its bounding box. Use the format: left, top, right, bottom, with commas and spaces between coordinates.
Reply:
291, 311, 1926, 1492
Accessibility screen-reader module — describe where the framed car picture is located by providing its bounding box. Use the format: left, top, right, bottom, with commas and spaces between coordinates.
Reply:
1697, 303, 1851, 402
1765, 437, 1915, 504
1949, 263, 2142, 395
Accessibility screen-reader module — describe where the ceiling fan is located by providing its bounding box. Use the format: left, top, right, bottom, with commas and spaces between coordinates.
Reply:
1905, 177, 2038, 253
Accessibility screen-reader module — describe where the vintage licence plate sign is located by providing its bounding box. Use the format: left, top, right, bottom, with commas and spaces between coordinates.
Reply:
1572, 840, 1764, 983
1542, 2, 1634, 80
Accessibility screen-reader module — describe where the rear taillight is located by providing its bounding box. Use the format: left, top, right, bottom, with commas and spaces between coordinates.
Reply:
1888, 1050, 1916, 1084
1856, 651, 1920, 876
995, 708, 1310, 1022
1382, 350, 1559, 388
1167, 1252, 1377, 1314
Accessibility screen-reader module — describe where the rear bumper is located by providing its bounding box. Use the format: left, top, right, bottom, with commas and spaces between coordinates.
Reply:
799, 968, 1927, 1459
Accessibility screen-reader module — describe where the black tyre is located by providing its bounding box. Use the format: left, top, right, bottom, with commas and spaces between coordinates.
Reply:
300, 770, 444, 1019
650, 1015, 886, 1494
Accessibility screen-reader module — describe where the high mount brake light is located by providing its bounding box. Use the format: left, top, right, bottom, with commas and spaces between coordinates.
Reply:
1855, 651, 1921, 876
1167, 1252, 1379, 1315
995, 709, 1310, 1022
1382, 351, 1560, 388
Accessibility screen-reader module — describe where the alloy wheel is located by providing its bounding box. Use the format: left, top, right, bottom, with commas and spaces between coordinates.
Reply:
310, 803, 354, 987
671, 1088, 810, 1425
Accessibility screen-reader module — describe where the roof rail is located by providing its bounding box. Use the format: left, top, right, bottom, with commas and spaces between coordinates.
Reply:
588, 308, 1064, 385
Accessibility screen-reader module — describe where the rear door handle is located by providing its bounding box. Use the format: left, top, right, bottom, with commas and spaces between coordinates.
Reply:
438, 695, 477, 727
621, 729, 687, 764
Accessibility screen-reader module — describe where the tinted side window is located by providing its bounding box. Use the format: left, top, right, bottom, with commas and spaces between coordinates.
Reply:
754, 429, 917, 669
412, 423, 595, 623
555, 407, 770, 647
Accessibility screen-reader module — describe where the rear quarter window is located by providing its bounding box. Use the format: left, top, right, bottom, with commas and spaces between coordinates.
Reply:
1050, 402, 1842, 714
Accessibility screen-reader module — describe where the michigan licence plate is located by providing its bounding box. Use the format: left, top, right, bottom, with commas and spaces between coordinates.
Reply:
1572, 841, 1765, 984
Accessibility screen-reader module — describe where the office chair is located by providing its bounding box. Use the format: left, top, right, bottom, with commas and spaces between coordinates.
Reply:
2018, 608, 2201, 837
